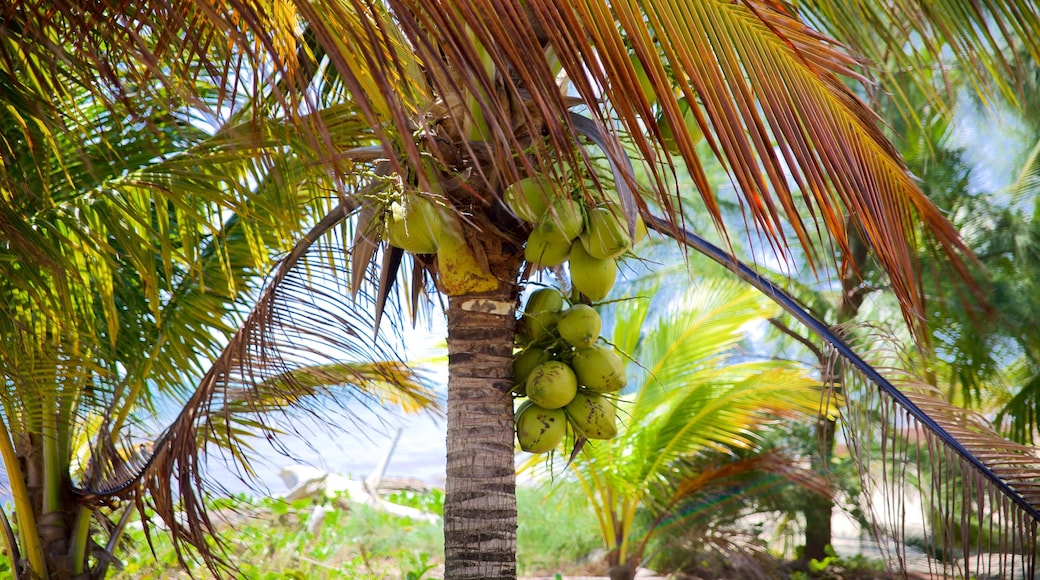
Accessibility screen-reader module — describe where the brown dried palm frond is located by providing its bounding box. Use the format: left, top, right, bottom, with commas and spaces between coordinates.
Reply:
284, 0, 981, 337
840, 330, 1040, 578
664, 218, 1040, 578
72, 198, 440, 575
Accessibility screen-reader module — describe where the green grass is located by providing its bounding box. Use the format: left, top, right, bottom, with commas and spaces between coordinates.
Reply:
109, 483, 603, 579
0, 483, 604, 578
114, 492, 444, 579
516, 483, 604, 576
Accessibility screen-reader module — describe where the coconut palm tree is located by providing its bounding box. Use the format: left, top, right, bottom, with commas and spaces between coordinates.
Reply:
0, 6, 435, 578
8, 1, 1040, 579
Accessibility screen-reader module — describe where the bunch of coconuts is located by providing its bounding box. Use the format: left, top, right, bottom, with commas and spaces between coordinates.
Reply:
513, 287, 626, 453
503, 174, 646, 301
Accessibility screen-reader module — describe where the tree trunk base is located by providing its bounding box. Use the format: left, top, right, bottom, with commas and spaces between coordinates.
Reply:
443, 282, 522, 580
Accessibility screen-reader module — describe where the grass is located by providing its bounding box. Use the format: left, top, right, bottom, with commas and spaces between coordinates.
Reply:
516, 483, 604, 576
114, 491, 444, 579
106, 482, 605, 579
4, 484, 893, 578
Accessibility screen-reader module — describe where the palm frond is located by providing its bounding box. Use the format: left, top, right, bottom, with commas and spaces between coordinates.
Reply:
799, 0, 1040, 117
215, 0, 983, 334
841, 330, 1040, 576
72, 200, 438, 574
662, 216, 1040, 576
1010, 136, 1040, 208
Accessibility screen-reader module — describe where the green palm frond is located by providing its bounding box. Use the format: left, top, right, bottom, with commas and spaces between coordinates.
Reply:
799, 0, 1040, 117
1010, 136, 1040, 207
524, 276, 825, 567
1, 5, 434, 574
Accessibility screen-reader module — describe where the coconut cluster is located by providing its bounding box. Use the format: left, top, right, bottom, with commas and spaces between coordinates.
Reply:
512, 287, 626, 453
504, 175, 646, 301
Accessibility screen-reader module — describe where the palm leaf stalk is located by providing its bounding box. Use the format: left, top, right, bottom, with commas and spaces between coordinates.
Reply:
654, 216, 1040, 575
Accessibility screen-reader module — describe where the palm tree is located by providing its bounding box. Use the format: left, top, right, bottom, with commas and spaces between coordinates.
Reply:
0, 6, 434, 578
290, 7, 975, 578
7, 1, 1040, 579
523, 276, 831, 579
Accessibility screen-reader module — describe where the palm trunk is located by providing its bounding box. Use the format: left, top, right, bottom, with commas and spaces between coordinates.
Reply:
802, 222, 868, 563
802, 415, 836, 562
443, 281, 521, 579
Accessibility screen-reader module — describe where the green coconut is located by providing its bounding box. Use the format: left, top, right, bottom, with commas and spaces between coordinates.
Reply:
565, 391, 617, 439
512, 347, 550, 394
526, 360, 579, 409
556, 304, 601, 349
629, 52, 657, 106
543, 195, 584, 240
633, 214, 648, 243
658, 96, 703, 154
569, 242, 616, 301
520, 287, 565, 344
386, 194, 443, 254
515, 401, 567, 453
581, 205, 632, 260
525, 218, 572, 267
572, 344, 626, 393
504, 176, 555, 223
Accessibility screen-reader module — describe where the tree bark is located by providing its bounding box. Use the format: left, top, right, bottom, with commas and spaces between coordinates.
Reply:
443, 281, 521, 579
802, 221, 868, 563
802, 414, 836, 562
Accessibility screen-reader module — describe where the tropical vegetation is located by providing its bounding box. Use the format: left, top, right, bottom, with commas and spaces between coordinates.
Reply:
523, 276, 833, 580
5, 1, 1040, 580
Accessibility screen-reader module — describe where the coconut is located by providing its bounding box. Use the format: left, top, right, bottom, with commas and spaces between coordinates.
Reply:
544, 195, 584, 240
657, 96, 703, 154
581, 205, 632, 260
629, 52, 657, 106
556, 304, 601, 349
572, 344, 626, 393
565, 391, 617, 439
515, 401, 567, 453
526, 360, 578, 409
520, 287, 564, 344
386, 194, 442, 254
569, 242, 616, 301
504, 176, 555, 223
525, 218, 572, 267
512, 347, 549, 394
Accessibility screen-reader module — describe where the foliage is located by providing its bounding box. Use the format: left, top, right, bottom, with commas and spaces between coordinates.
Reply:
102, 485, 605, 579
789, 545, 887, 580
0, 4, 438, 575
522, 275, 831, 574
385, 488, 446, 517
8, 0, 1040, 577
112, 493, 443, 579
516, 484, 602, 576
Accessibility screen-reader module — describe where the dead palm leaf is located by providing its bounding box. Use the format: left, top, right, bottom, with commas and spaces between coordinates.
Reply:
662, 217, 1040, 576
